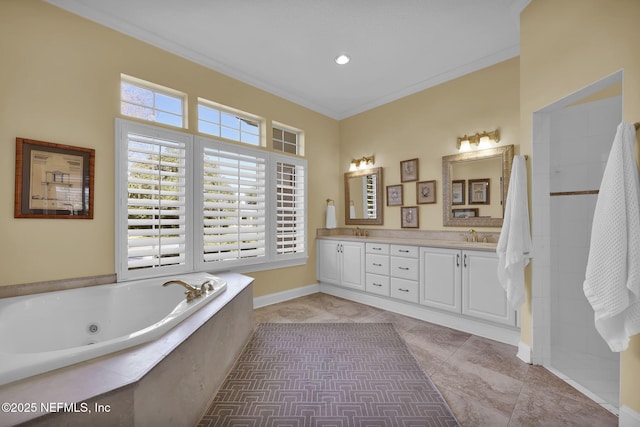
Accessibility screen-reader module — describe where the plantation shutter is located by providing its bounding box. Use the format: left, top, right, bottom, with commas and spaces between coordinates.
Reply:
274, 156, 306, 256
200, 141, 267, 266
116, 120, 192, 279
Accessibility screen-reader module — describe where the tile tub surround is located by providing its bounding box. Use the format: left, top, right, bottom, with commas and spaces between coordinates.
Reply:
250, 293, 618, 426
0, 272, 254, 427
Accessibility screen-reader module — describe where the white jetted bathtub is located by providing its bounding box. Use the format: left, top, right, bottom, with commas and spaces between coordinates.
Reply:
0, 272, 226, 386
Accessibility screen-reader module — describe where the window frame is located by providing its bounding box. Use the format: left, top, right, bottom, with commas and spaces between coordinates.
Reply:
272, 122, 303, 156
197, 98, 264, 147
115, 118, 307, 281
120, 74, 187, 129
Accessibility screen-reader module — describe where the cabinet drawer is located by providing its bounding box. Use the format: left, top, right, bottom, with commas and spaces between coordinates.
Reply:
366, 273, 390, 296
366, 254, 389, 275
366, 242, 389, 255
390, 244, 418, 258
390, 278, 419, 303
391, 257, 419, 280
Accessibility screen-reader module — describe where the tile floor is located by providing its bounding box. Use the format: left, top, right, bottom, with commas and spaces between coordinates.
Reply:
248, 293, 618, 427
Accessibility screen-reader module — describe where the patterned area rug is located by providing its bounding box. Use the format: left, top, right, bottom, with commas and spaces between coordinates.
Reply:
198, 323, 459, 426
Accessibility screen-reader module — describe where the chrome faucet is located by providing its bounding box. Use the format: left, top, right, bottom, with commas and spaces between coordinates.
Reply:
469, 229, 478, 243
163, 279, 212, 302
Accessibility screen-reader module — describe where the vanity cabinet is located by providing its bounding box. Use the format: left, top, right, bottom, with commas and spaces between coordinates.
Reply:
419, 247, 461, 313
365, 242, 390, 296
389, 244, 419, 303
461, 250, 515, 326
317, 240, 365, 290
420, 247, 515, 326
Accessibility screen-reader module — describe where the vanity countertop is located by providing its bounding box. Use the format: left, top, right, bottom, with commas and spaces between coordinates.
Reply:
316, 234, 497, 252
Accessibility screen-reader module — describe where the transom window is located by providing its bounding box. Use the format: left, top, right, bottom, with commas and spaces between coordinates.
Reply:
272, 123, 302, 155
120, 74, 186, 128
198, 99, 261, 146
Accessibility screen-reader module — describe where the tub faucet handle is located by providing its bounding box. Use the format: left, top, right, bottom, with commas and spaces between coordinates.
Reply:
200, 280, 214, 292
162, 279, 204, 302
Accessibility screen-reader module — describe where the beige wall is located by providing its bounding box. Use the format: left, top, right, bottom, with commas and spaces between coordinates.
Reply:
339, 57, 521, 231
0, 0, 341, 296
520, 0, 640, 413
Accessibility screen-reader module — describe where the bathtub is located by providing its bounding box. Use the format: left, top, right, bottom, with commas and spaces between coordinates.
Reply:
0, 272, 226, 386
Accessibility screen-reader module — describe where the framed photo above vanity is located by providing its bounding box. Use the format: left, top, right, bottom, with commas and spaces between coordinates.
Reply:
400, 158, 419, 182
451, 180, 465, 205
416, 180, 436, 204
401, 206, 419, 228
386, 184, 403, 206
468, 178, 490, 204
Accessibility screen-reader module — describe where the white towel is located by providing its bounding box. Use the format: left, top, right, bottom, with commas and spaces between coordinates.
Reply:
497, 155, 532, 310
325, 204, 337, 229
583, 121, 640, 352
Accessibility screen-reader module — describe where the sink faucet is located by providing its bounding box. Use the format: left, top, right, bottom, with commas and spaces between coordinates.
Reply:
469, 229, 478, 243
163, 279, 211, 302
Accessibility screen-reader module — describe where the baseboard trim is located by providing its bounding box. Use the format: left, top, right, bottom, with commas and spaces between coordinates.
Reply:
517, 341, 532, 364
319, 283, 520, 346
253, 283, 320, 308
620, 405, 640, 427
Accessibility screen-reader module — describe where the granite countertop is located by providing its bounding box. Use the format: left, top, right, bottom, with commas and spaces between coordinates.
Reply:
316, 234, 498, 252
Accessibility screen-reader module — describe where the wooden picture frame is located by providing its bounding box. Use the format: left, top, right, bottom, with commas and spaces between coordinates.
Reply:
451, 180, 465, 205
15, 138, 95, 219
400, 158, 419, 182
401, 206, 419, 228
386, 184, 403, 206
468, 178, 490, 205
416, 180, 436, 204
452, 208, 479, 218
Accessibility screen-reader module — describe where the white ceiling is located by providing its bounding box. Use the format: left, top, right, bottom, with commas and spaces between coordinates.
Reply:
46, 0, 530, 120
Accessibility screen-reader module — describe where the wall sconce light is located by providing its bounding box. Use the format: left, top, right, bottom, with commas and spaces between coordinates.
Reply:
350, 155, 375, 171
456, 129, 501, 152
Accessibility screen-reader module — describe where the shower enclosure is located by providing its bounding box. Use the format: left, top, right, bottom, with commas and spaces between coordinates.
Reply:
532, 72, 622, 413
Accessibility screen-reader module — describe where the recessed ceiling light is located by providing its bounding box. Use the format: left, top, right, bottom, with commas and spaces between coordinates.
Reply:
334, 54, 350, 65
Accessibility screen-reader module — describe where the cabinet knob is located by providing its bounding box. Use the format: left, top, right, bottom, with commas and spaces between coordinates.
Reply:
398, 266, 409, 270
398, 288, 410, 292
456, 253, 460, 267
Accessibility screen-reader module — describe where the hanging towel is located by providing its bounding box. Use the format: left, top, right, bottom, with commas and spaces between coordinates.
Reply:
325, 203, 337, 229
583, 121, 640, 352
497, 155, 532, 310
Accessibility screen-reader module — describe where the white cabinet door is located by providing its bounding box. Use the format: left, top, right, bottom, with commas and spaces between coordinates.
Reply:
420, 247, 461, 313
341, 241, 365, 290
317, 240, 340, 285
462, 250, 516, 326
317, 240, 364, 289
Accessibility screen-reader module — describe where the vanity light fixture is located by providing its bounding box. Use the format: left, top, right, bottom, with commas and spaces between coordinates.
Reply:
335, 54, 351, 65
456, 129, 501, 152
349, 155, 375, 171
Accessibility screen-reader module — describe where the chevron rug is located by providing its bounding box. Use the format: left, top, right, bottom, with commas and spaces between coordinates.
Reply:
198, 323, 459, 427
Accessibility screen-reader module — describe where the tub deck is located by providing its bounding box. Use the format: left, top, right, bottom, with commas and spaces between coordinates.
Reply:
0, 272, 254, 427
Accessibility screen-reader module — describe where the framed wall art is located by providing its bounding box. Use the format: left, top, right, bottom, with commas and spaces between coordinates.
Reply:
452, 208, 479, 218
468, 178, 490, 205
401, 206, 419, 228
416, 180, 436, 204
451, 180, 465, 205
15, 138, 95, 219
400, 158, 419, 182
386, 184, 403, 206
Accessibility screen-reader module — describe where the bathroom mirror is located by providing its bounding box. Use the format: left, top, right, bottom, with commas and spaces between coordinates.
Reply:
344, 167, 383, 225
442, 145, 514, 227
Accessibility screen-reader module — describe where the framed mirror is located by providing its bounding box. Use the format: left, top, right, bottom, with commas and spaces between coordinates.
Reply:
344, 167, 383, 225
442, 145, 514, 227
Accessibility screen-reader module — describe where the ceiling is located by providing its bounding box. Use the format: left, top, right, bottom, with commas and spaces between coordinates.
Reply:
46, 0, 530, 120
